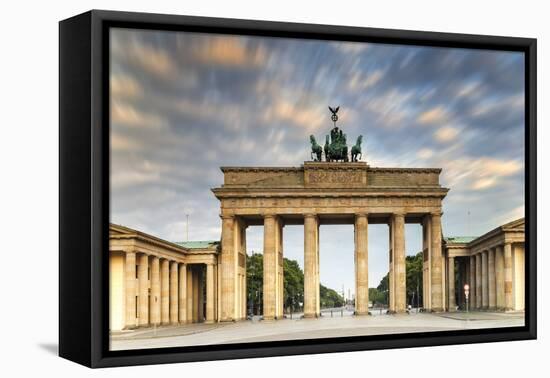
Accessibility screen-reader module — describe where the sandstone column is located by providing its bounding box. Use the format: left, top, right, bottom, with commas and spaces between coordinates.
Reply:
430, 212, 443, 311
138, 253, 149, 326
475, 253, 482, 309
389, 219, 395, 312
206, 263, 215, 323
488, 248, 496, 310
504, 243, 513, 311
421, 216, 431, 310
170, 261, 179, 324
495, 245, 505, 310
481, 250, 489, 309
315, 221, 320, 315
263, 214, 277, 320
469, 255, 476, 309
448, 256, 456, 311
220, 215, 235, 321
150, 256, 161, 325
125, 252, 137, 328
304, 214, 320, 318
354, 213, 369, 315
276, 221, 284, 319
186, 266, 194, 322
178, 263, 187, 324
160, 258, 170, 325
394, 213, 406, 313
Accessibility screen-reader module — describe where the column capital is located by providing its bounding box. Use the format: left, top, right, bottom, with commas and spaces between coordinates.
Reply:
355, 212, 369, 218
220, 214, 235, 220
430, 211, 443, 217
263, 213, 277, 219
304, 213, 318, 219
393, 211, 406, 219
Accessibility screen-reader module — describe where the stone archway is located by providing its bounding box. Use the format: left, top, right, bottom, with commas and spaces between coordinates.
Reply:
212, 161, 449, 321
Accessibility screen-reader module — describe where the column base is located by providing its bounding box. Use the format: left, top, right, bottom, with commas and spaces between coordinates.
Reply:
354, 311, 371, 316
302, 313, 319, 319
388, 308, 408, 314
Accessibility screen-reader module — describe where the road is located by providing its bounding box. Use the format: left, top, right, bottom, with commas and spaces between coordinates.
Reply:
110, 311, 525, 351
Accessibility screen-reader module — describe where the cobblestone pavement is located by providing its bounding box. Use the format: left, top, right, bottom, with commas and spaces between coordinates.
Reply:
110, 311, 524, 351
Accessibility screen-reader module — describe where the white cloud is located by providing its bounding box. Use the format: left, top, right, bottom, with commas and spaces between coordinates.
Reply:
110, 74, 143, 99
417, 106, 449, 125
417, 148, 434, 160
347, 69, 385, 92
111, 101, 167, 129
434, 126, 459, 143
113, 36, 177, 78
190, 36, 267, 67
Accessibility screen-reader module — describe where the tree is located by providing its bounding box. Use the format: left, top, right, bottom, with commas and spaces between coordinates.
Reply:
406, 252, 424, 307
375, 273, 389, 305
320, 284, 344, 308
372, 251, 424, 308
246, 252, 344, 314
246, 253, 264, 315
283, 258, 304, 311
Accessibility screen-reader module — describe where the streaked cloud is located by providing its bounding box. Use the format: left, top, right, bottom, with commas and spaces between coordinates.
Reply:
434, 126, 459, 143
418, 106, 449, 125
110, 74, 143, 99
114, 36, 177, 78
111, 101, 167, 129
109, 29, 525, 292
348, 69, 385, 92
193, 36, 268, 67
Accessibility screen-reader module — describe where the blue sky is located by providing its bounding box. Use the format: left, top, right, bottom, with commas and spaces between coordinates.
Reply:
110, 28, 525, 294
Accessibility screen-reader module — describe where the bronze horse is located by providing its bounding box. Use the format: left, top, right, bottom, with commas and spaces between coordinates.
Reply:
351, 135, 363, 162
310, 135, 323, 161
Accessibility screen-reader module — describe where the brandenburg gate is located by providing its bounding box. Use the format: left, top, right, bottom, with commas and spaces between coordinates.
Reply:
212, 161, 449, 321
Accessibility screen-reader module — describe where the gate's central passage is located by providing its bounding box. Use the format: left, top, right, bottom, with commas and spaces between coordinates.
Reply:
212, 162, 449, 321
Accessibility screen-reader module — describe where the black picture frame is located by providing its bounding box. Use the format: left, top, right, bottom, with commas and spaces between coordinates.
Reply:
59, 9, 537, 368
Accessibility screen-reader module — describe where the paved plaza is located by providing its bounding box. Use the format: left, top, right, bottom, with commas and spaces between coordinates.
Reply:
110, 310, 524, 351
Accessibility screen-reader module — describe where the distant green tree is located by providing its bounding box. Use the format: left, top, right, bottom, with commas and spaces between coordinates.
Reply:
375, 273, 389, 305
320, 284, 344, 308
406, 252, 423, 307
372, 251, 424, 308
246, 253, 264, 315
283, 258, 304, 311
246, 252, 343, 314
369, 287, 385, 306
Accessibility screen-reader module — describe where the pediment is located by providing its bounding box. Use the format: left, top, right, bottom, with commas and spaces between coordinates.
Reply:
501, 217, 525, 232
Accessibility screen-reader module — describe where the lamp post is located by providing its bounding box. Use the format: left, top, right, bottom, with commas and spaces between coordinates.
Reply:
464, 284, 470, 313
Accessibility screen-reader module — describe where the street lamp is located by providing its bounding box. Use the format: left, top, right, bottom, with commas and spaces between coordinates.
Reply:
464, 284, 470, 313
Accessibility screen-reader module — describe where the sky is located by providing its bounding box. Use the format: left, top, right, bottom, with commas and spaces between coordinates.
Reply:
110, 28, 525, 294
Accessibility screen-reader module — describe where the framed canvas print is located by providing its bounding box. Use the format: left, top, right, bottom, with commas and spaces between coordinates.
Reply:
59, 10, 537, 368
